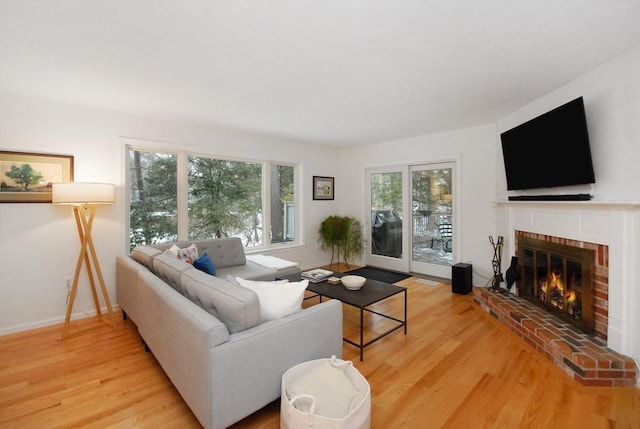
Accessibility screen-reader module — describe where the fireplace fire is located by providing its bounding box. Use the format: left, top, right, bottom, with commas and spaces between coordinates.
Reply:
517, 235, 596, 336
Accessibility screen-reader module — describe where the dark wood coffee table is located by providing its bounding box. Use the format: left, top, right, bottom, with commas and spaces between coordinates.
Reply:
305, 274, 407, 361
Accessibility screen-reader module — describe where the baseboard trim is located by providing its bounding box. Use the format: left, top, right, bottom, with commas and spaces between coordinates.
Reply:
0, 304, 121, 336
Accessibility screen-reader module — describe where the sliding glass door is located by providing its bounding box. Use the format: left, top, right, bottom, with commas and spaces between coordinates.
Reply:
410, 162, 454, 278
366, 166, 408, 272
365, 162, 455, 278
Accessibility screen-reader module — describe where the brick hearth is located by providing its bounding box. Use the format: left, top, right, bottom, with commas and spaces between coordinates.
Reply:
473, 288, 637, 387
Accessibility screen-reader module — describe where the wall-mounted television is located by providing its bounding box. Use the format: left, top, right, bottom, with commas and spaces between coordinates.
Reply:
500, 97, 595, 193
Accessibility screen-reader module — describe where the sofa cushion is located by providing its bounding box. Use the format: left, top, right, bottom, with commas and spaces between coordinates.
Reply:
235, 277, 309, 323
181, 268, 260, 334
196, 237, 246, 269
148, 238, 245, 269
152, 253, 193, 293
132, 246, 163, 270
215, 263, 276, 281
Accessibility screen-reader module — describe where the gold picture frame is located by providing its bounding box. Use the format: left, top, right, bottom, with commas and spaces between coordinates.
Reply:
313, 176, 334, 200
0, 151, 74, 203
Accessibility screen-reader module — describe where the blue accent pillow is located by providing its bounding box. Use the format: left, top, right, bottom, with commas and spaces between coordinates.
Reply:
193, 252, 216, 275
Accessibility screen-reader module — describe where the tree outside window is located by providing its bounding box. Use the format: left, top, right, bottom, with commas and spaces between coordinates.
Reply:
188, 157, 262, 246
271, 164, 295, 243
127, 147, 297, 251
128, 150, 178, 250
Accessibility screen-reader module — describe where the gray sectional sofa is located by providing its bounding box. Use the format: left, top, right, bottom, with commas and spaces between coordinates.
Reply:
116, 238, 343, 429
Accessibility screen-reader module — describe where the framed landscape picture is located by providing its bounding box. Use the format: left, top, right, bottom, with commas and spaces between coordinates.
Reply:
313, 176, 334, 200
0, 151, 74, 203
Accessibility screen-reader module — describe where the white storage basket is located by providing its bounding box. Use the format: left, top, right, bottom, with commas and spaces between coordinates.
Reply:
281, 356, 371, 429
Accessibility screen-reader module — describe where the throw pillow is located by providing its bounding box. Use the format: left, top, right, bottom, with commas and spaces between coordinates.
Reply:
193, 252, 216, 275
235, 277, 309, 323
178, 243, 199, 264
164, 244, 180, 258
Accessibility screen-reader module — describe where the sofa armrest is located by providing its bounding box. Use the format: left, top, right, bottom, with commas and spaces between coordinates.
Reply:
208, 299, 343, 428
116, 255, 148, 323
136, 270, 231, 429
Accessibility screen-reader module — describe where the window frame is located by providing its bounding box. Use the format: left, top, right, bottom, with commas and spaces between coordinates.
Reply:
125, 143, 301, 252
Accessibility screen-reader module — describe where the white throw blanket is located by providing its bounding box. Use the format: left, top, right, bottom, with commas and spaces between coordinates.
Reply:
246, 254, 299, 270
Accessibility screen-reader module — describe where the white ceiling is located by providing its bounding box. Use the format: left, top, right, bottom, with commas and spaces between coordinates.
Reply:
1, 1, 638, 147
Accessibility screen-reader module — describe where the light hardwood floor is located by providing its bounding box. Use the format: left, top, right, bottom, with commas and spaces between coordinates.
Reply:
1, 271, 638, 428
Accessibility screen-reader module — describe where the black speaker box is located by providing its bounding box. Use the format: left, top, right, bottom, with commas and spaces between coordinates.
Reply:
452, 263, 472, 295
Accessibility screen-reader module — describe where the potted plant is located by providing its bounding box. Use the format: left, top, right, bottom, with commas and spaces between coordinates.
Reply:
318, 215, 364, 268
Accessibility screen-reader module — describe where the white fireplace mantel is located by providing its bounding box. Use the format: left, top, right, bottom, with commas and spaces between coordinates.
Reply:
496, 200, 640, 365
497, 200, 640, 209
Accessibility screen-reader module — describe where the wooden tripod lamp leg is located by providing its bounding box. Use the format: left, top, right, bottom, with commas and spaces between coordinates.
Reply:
80, 206, 117, 328
61, 204, 116, 339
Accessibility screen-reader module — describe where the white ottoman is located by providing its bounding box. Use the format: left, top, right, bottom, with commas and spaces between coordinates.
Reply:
281, 356, 371, 429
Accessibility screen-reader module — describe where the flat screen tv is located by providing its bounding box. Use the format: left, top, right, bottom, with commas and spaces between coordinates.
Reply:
500, 97, 595, 191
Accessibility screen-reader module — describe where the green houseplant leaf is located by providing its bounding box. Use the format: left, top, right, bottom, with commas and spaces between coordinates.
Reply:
319, 215, 364, 268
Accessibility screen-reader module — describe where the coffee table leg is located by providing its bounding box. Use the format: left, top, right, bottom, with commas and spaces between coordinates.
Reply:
360, 307, 364, 361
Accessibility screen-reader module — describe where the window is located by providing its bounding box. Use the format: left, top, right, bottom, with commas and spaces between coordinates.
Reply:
127, 146, 298, 251
271, 164, 295, 244
188, 156, 262, 246
128, 150, 178, 249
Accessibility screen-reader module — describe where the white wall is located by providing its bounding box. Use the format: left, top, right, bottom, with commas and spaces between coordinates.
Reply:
0, 94, 340, 334
496, 47, 640, 201
338, 124, 499, 283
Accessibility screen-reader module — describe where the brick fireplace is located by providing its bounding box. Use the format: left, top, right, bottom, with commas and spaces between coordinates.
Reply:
516, 231, 606, 340
474, 230, 637, 386
476, 201, 639, 387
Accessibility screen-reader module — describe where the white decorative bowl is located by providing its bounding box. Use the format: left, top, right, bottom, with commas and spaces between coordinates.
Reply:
341, 275, 366, 290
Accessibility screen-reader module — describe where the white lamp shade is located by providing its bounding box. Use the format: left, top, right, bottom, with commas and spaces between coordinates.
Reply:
52, 182, 115, 205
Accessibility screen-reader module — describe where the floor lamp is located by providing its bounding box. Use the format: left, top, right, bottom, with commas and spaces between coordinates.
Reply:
52, 182, 117, 339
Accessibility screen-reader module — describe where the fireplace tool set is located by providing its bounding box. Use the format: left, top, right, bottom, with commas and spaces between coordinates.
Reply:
489, 235, 506, 293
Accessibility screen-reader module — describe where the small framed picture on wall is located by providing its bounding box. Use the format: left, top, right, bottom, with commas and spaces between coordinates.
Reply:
313, 176, 334, 200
